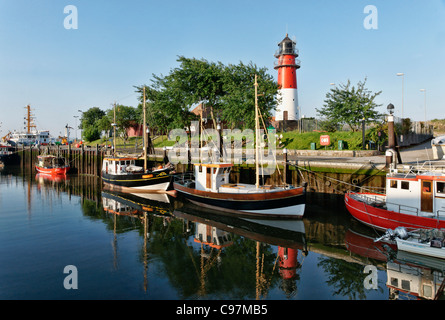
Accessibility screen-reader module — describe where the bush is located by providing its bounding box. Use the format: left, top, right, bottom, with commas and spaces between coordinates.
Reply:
82, 126, 101, 142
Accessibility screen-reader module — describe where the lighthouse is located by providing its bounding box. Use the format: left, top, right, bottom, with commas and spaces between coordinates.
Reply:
274, 34, 300, 122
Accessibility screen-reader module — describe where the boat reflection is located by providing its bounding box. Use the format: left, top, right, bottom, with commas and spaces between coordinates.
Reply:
101, 190, 173, 217
173, 202, 308, 299
101, 189, 308, 299
35, 173, 70, 185
345, 225, 445, 300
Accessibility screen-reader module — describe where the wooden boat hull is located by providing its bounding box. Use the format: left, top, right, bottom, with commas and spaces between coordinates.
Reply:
35, 166, 70, 175
101, 170, 172, 192
345, 192, 445, 231
174, 182, 305, 219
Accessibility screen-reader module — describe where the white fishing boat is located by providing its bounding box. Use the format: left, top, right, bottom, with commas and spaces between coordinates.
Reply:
101, 88, 174, 193
375, 227, 445, 259
173, 75, 306, 219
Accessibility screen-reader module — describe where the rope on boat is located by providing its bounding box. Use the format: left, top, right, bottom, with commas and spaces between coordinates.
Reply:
285, 160, 387, 195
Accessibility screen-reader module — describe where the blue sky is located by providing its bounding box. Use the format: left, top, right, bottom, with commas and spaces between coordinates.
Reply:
1, 0, 444, 136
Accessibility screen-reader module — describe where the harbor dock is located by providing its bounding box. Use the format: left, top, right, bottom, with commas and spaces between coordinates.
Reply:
11, 138, 438, 196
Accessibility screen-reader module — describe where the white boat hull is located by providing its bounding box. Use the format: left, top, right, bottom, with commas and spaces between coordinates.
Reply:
396, 238, 445, 259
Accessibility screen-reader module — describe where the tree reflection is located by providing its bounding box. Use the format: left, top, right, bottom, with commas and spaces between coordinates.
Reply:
318, 256, 383, 299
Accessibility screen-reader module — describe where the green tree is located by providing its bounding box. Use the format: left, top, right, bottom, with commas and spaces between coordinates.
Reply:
222, 62, 277, 129
79, 107, 106, 129
82, 126, 101, 142
136, 56, 278, 132
105, 105, 138, 141
316, 78, 382, 132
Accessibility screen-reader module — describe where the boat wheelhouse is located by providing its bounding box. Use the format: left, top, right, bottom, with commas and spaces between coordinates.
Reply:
35, 155, 70, 175
101, 156, 173, 192
345, 163, 445, 231
174, 162, 305, 218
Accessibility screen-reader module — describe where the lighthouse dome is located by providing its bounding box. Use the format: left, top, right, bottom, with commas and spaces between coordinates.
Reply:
275, 34, 298, 57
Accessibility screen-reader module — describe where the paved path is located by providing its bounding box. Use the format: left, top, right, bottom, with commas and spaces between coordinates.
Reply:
289, 139, 439, 166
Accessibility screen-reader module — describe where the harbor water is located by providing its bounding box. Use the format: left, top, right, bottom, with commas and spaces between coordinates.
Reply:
1, 165, 443, 300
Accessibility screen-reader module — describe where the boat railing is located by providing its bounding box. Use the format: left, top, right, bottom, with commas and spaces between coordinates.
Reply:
173, 172, 194, 184
409, 161, 445, 174
348, 191, 420, 215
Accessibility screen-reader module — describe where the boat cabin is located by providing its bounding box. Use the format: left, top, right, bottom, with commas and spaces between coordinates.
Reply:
386, 172, 445, 218
194, 223, 233, 250
194, 163, 232, 192
37, 155, 66, 168
102, 157, 143, 175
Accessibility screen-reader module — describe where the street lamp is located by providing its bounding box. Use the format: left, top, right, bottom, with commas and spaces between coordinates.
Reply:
77, 109, 83, 141
396, 73, 404, 119
73, 115, 79, 142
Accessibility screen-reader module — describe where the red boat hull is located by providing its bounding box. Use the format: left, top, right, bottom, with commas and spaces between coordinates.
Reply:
35, 166, 70, 175
345, 192, 445, 231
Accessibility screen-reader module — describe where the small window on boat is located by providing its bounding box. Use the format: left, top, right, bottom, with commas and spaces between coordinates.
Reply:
422, 181, 432, 193
390, 278, 398, 287
401, 181, 409, 190
390, 180, 398, 188
401, 279, 410, 291
437, 182, 445, 194
198, 165, 202, 173
423, 285, 433, 298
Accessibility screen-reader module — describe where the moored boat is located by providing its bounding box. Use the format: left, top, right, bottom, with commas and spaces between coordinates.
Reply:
0, 144, 18, 165
35, 155, 70, 175
345, 163, 445, 231
174, 162, 305, 218
375, 227, 445, 260
101, 156, 174, 192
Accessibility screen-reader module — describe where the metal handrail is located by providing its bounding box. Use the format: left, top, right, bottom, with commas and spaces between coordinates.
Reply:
348, 191, 420, 216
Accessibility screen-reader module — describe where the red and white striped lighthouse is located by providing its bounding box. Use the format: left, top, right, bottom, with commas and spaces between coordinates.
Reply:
274, 34, 300, 121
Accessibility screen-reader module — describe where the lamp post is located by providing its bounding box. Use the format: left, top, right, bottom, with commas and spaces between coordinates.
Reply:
78, 109, 83, 141
386, 103, 395, 168
396, 73, 404, 119
73, 115, 79, 142
362, 117, 366, 150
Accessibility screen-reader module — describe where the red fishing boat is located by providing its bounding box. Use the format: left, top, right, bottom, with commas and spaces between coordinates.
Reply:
35, 155, 70, 175
345, 163, 445, 231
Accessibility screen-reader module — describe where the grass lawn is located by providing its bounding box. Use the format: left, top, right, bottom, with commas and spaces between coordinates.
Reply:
82, 130, 371, 151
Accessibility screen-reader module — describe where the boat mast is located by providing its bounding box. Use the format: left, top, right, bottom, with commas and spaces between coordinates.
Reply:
25, 105, 36, 134
113, 102, 116, 155
143, 86, 147, 171
254, 75, 260, 189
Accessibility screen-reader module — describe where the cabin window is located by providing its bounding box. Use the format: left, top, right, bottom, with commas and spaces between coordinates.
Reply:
390, 180, 398, 188
401, 181, 409, 190
198, 165, 202, 173
422, 181, 432, 193
423, 285, 433, 298
437, 182, 445, 194
390, 278, 398, 287
401, 280, 410, 291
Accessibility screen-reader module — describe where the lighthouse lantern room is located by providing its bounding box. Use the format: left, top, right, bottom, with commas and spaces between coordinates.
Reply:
274, 34, 301, 122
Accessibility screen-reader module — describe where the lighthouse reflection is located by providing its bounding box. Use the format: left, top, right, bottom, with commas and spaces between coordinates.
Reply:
173, 204, 308, 299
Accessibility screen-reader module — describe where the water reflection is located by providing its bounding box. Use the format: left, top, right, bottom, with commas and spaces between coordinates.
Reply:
3, 165, 445, 300
345, 225, 445, 300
